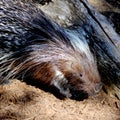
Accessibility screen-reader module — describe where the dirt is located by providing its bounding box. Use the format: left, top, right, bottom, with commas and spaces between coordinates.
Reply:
0, 80, 120, 120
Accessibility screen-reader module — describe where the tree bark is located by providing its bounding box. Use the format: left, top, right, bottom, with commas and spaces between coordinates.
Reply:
40, 0, 120, 99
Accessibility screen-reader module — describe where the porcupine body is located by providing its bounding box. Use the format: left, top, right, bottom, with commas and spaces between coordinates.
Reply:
0, 0, 102, 100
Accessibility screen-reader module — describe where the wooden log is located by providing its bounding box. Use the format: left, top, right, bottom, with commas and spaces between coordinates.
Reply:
40, 0, 120, 99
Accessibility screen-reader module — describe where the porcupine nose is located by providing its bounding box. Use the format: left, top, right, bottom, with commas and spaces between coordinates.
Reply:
94, 82, 103, 94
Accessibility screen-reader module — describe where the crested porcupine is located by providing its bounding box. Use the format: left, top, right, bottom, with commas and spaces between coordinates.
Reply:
0, 0, 102, 100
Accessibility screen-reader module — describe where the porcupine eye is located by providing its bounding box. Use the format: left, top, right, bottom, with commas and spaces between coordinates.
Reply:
79, 73, 83, 77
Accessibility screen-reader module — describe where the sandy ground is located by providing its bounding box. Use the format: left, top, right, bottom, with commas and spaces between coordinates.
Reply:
0, 80, 120, 120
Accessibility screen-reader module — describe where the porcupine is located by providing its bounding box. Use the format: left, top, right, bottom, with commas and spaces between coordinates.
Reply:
0, 0, 102, 100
